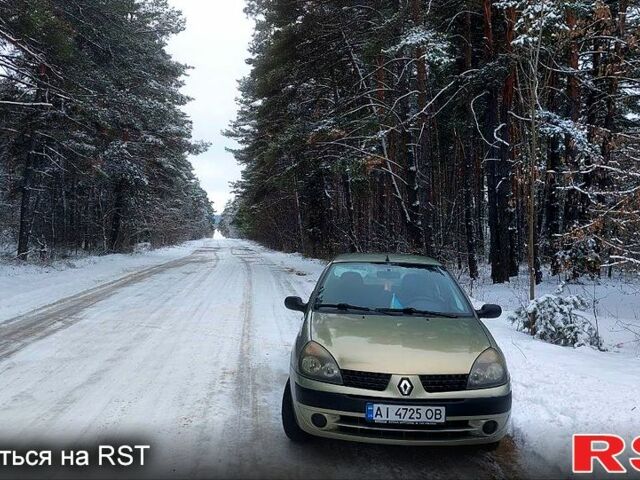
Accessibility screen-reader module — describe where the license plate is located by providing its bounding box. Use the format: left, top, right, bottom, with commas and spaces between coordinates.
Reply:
365, 403, 446, 424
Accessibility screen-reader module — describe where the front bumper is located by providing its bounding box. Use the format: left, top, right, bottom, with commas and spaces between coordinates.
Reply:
290, 372, 511, 446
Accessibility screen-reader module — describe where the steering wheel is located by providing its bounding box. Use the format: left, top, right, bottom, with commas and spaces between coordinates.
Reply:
403, 295, 444, 311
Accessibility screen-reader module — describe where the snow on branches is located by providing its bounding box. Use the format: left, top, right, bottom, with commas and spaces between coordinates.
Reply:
509, 294, 604, 349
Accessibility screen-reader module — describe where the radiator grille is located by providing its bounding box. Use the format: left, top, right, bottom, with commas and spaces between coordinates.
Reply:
419, 374, 468, 392
342, 370, 391, 391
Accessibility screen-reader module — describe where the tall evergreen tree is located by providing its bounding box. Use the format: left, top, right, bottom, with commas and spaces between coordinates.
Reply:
228, 0, 640, 283
0, 0, 214, 259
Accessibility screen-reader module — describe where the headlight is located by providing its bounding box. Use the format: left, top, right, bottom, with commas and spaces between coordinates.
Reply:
298, 341, 343, 384
467, 348, 508, 389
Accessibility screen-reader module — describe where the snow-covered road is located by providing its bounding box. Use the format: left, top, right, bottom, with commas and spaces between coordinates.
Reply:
0, 238, 517, 479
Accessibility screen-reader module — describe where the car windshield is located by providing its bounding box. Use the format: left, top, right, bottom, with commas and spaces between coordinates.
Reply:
314, 262, 473, 317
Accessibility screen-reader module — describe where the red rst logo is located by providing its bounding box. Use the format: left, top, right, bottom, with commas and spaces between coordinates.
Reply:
573, 434, 640, 474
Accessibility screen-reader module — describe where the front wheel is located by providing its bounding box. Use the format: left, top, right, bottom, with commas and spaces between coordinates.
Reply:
281, 379, 311, 443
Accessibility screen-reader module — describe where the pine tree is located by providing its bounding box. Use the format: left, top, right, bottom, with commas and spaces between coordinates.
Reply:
228, 0, 640, 282
0, 0, 214, 259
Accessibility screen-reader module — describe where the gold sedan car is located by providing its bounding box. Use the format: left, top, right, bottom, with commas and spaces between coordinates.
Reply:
282, 254, 510, 449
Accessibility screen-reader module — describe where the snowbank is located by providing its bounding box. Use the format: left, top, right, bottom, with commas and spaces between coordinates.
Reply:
464, 270, 640, 477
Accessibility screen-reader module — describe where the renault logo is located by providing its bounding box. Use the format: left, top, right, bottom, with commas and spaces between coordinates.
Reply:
397, 377, 414, 396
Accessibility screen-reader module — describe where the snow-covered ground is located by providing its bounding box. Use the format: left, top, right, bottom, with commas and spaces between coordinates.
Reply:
0, 235, 638, 478
462, 268, 640, 355
462, 272, 640, 477
0, 239, 208, 323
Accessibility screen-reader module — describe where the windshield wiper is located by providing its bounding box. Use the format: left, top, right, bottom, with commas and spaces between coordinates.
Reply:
315, 303, 372, 312
374, 307, 460, 318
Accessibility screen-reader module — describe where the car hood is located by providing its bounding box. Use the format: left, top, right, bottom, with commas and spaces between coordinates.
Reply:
310, 312, 491, 375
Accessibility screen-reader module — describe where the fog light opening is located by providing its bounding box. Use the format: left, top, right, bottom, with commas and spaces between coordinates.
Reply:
482, 420, 498, 435
311, 413, 328, 429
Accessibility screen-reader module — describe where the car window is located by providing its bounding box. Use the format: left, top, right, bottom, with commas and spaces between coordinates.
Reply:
314, 262, 473, 316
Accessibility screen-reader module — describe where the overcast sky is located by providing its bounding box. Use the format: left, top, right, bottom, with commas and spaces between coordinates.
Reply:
166, 0, 253, 212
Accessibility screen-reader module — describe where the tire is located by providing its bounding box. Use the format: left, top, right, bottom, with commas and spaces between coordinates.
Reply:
281, 379, 311, 443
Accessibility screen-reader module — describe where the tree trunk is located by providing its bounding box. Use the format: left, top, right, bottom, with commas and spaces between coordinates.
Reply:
16, 70, 45, 261
462, 9, 478, 279
17, 151, 35, 260
342, 171, 357, 253
110, 181, 125, 252
482, 0, 508, 283
499, 6, 517, 279
545, 70, 562, 265
462, 134, 479, 279
600, 1, 627, 190
409, 0, 429, 253
563, 7, 583, 230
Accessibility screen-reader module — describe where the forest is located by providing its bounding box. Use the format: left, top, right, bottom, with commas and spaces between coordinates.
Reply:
0, 0, 214, 261
224, 0, 640, 288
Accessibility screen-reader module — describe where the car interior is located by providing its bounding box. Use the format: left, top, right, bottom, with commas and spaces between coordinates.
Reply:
317, 265, 470, 314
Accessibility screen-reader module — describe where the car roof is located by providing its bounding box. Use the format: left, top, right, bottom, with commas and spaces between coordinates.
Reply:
331, 253, 442, 266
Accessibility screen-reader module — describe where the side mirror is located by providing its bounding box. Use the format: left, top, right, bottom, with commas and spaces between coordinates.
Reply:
476, 304, 502, 319
284, 296, 307, 313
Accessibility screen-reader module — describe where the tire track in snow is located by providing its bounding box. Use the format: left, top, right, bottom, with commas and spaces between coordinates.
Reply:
186, 244, 262, 478
0, 249, 215, 360
224, 246, 261, 476
230, 247, 258, 418
4, 249, 222, 440
72, 251, 222, 442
